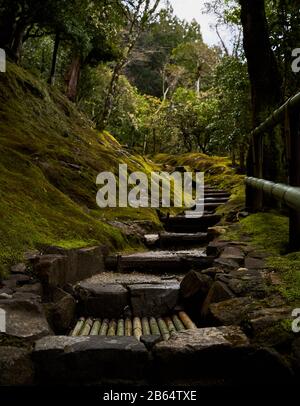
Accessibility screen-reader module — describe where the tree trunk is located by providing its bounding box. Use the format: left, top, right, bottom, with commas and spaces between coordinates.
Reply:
239, 0, 282, 211
99, 62, 123, 130
10, 21, 27, 63
239, 143, 246, 173
65, 54, 81, 101
48, 33, 60, 86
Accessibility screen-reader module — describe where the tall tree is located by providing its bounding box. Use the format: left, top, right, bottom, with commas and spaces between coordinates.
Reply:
239, 0, 282, 210
98, 0, 161, 130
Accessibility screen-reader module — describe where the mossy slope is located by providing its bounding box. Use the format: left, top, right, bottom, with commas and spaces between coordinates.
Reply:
0, 63, 161, 273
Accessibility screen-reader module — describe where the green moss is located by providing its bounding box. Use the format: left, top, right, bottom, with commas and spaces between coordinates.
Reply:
0, 62, 165, 275
226, 213, 289, 254
267, 254, 300, 303
224, 212, 300, 304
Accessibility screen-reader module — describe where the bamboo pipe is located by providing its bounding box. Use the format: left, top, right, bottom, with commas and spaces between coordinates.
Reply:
117, 319, 125, 336
172, 314, 185, 331
70, 317, 85, 337
142, 317, 151, 336
164, 317, 176, 335
133, 317, 142, 341
80, 318, 93, 336
90, 319, 101, 336
157, 318, 170, 341
178, 311, 197, 330
107, 319, 117, 336
149, 317, 160, 335
125, 318, 132, 336
99, 318, 109, 336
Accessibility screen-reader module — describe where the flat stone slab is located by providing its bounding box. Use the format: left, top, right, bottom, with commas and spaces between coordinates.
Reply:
34, 336, 149, 384
75, 283, 129, 318
162, 214, 222, 233
81, 272, 174, 285
129, 283, 180, 316
155, 326, 249, 351
108, 250, 214, 273
0, 299, 52, 340
153, 326, 249, 383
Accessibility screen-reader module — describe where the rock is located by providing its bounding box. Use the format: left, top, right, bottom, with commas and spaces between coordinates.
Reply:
76, 283, 129, 318
207, 226, 228, 238
201, 281, 235, 319
33, 246, 108, 291
244, 256, 266, 270
144, 234, 159, 247
180, 271, 213, 300
24, 250, 40, 262
180, 272, 212, 319
153, 326, 249, 383
208, 297, 254, 326
129, 283, 179, 317
2, 274, 32, 290
17, 282, 43, 296
214, 257, 240, 271
45, 288, 76, 334
12, 292, 41, 302
33, 254, 68, 292
0, 298, 52, 340
249, 306, 293, 347
206, 241, 228, 257
208, 296, 291, 333
227, 269, 268, 298
10, 263, 27, 275
0, 292, 13, 300
141, 335, 163, 351
220, 246, 245, 265
0, 346, 34, 385
201, 267, 224, 279
34, 336, 149, 384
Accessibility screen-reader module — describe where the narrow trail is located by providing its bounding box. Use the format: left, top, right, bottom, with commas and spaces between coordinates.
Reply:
1, 186, 295, 386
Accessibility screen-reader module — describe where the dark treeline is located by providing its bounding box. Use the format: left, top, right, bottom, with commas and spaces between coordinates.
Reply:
1, 0, 300, 172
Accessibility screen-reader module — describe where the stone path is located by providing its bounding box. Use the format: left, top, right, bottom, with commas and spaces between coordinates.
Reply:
0, 186, 299, 386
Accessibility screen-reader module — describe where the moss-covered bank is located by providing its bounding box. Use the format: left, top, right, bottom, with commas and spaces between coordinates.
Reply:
0, 63, 163, 275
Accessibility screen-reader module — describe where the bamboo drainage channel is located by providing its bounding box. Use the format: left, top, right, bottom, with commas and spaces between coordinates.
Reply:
70, 312, 196, 341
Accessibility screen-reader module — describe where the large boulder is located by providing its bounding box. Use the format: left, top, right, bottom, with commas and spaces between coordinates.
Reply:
44, 288, 76, 334
0, 298, 52, 340
207, 297, 254, 326
220, 246, 245, 265
223, 269, 268, 299
153, 326, 249, 384
129, 283, 180, 317
201, 281, 235, 320
34, 336, 149, 384
76, 283, 129, 318
33, 245, 109, 292
180, 272, 213, 319
0, 346, 34, 385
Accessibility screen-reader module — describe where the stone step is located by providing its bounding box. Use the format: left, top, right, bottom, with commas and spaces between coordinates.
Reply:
144, 232, 210, 248
204, 197, 229, 203
203, 202, 226, 211
162, 214, 222, 233
204, 192, 230, 198
105, 250, 214, 274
